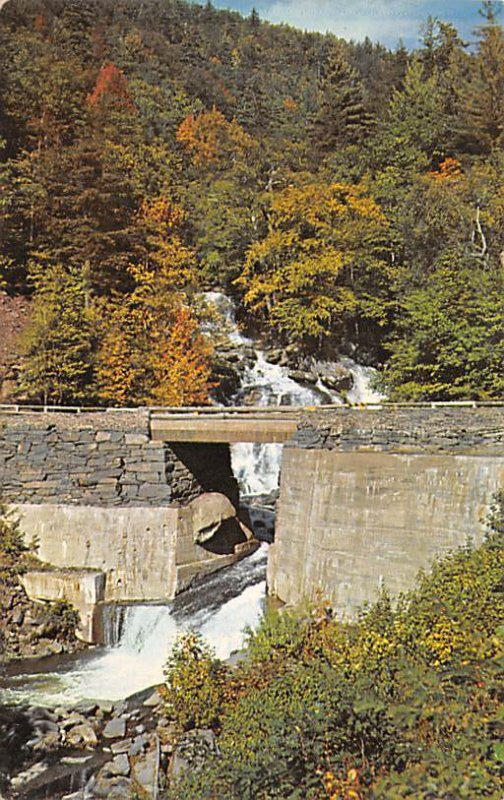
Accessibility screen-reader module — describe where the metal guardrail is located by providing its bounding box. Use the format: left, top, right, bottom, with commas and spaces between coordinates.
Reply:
0, 401, 503, 416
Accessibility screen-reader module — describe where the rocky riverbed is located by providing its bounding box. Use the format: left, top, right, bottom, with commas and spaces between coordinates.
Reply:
0, 689, 173, 800
0, 684, 219, 800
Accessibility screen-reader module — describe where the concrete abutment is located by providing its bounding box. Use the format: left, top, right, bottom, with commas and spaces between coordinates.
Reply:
269, 404, 504, 616
0, 411, 256, 641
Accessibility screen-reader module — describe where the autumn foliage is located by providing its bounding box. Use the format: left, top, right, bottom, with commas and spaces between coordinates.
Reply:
2, 0, 503, 406
238, 181, 391, 342
428, 156, 463, 181
87, 63, 136, 112
176, 107, 255, 166
95, 192, 213, 407
149, 306, 214, 406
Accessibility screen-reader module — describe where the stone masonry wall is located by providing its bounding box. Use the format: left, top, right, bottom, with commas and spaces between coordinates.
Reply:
0, 411, 237, 507
295, 406, 504, 454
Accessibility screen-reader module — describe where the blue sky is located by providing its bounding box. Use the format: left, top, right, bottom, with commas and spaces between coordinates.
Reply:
212, 1, 500, 49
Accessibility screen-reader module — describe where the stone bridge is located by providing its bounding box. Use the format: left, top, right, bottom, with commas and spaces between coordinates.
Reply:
1, 403, 503, 636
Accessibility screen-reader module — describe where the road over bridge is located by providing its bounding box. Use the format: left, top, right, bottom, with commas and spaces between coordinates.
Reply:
149, 407, 299, 443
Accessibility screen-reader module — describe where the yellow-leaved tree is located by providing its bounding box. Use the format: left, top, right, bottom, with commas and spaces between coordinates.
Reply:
237, 180, 392, 346
149, 306, 214, 406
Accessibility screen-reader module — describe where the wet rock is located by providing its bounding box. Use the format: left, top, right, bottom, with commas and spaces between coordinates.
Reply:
27, 706, 59, 723
33, 729, 60, 751
111, 739, 132, 754
60, 712, 87, 730
107, 754, 130, 777
90, 774, 133, 799
112, 701, 128, 717
97, 700, 114, 715
74, 701, 99, 716
263, 348, 282, 364
35, 637, 64, 656
191, 492, 237, 545
129, 734, 148, 757
61, 754, 94, 765
33, 718, 59, 734
103, 717, 126, 739
10, 761, 50, 789
12, 608, 25, 625
320, 366, 353, 392
288, 369, 317, 384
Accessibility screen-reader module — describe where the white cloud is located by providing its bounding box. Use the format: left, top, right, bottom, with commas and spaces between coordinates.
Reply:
258, 0, 432, 44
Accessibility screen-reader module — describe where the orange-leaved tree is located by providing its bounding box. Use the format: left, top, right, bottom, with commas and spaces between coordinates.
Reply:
149, 305, 214, 406
87, 62, 136, 113
96, 194, 214, 406
176, 106, 255, 169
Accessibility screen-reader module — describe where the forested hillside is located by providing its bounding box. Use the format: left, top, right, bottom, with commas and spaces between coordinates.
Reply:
0, 0, 503, 404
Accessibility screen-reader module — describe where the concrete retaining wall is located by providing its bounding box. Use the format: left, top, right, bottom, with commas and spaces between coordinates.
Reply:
16, 496, 255, 602
20, 570, 106, 642
269, 449, 504, 617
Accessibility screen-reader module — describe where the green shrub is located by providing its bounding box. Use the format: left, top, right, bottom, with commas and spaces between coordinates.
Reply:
0, 500, 27, 567
162, 632, 228, 731
43, 600, 81, 641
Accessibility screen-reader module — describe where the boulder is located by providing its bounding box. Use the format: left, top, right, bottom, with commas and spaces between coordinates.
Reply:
129, 734, 148, 757
60, 712, 87, 730
143, 690, 162, 708
104, 754, 130, 777
190, 493, 237, 545
90, 774, 133, 799
12, 608, 25, 626
65, 722, 98, 748
111, 739, 132, 755
10, 761, 50, 791
288, 369, 317, 384
33, 719, 59, 734
131, 744, 159, 798
103, 717, 127, 739
32, 730, 60, 751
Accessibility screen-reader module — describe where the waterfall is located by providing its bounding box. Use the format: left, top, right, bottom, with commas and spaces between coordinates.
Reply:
203, 292, 384, 496
1, 547, 267, 706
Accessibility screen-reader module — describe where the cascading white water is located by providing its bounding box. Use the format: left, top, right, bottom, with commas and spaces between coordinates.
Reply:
231, 352, 328, 495
1, 547, 267, 706
204, 292, 384, 496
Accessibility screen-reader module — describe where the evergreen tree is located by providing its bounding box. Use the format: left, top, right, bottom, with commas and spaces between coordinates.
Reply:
384, 255, 504, 400
310, 45, 370, 160
456, 2, 504, 153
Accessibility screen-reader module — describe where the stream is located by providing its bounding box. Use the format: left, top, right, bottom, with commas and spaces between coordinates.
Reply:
0, 545, 267, 707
